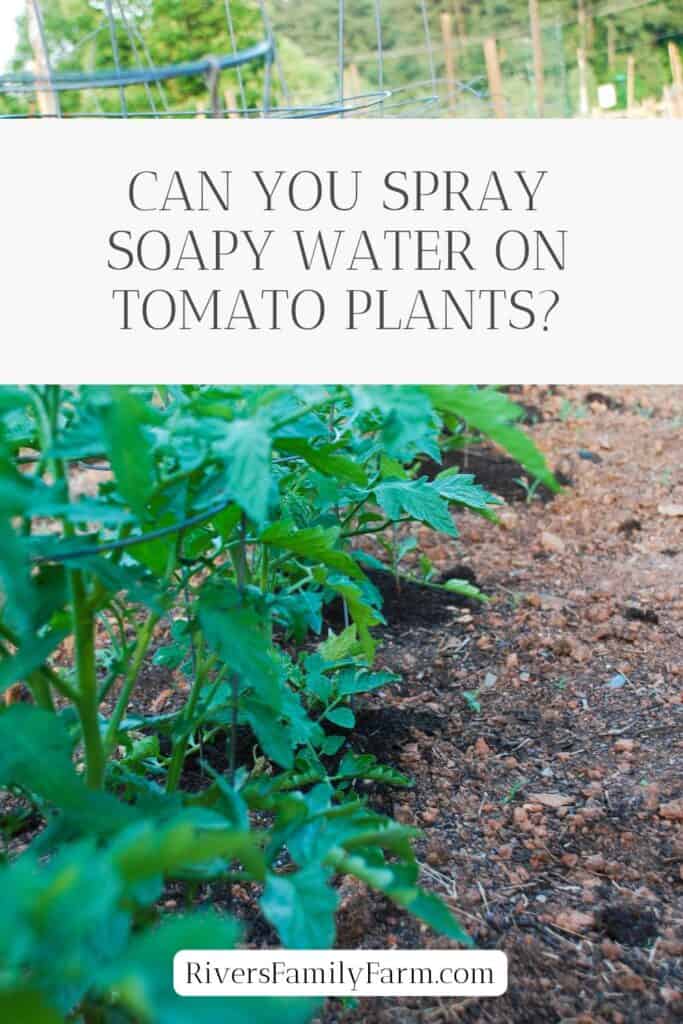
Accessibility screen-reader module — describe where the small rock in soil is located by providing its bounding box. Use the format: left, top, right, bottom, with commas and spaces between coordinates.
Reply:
540, 531, 565, 554
659, 798, 683, 821
474, 736, 492, 759
527, 792, 574, 809
554, 909, 595, 933
617, 970, 646, 993
658, 503, 683, 517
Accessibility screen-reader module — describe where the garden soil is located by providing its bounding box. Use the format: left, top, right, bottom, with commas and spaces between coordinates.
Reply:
322, 385, 683, 1024
42, 386, 683, 1023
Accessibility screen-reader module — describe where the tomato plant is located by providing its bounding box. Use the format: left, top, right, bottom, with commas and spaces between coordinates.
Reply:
0, 385, 556, 1022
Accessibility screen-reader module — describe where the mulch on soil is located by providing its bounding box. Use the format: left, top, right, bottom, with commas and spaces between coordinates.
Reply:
6, 386, 681, 1023
324, 386, 683, 1024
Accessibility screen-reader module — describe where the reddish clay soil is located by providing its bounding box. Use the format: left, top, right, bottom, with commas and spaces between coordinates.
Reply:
10, 386, 682, 1023
323, 386, 683, 1024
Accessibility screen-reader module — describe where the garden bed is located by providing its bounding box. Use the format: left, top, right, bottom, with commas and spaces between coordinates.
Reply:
135, 385, 681, 1022
1, 385, 680, 1023
79, 385, 682, 1022
324, 385, 683, 1022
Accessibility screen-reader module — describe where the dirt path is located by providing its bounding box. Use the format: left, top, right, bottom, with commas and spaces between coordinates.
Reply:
328, 386, 683, 1024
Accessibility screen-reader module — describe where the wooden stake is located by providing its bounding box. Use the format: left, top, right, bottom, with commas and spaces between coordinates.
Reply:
344, 61, 366, 98
669, 41, 683, 85
441, 11, 457, 109
577, 0, 587, 51
483, 36, 506, 118
207, 61, 221, 118
626, 54, 636, 112
528, 0, 544, 117
586, 2, 595, 51
26, 0, 59, 117
452, 0, 467, 45
577, 47, 590, 116
224, 88, 238, 119
668, 41, 683, 118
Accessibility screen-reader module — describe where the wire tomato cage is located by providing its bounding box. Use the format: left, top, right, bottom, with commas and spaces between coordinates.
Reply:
0, 0, 491, 121
2, 1, 679, 122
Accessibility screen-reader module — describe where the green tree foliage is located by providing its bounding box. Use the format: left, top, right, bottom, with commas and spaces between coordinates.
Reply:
3, 1, 681, 116
269, 0, 683, 114
2, 0, 265, 116
144, 0, 265, 108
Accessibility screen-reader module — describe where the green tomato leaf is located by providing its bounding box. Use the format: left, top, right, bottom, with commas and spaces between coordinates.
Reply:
434, 471, 503, 510
0, 840, 128, 1014
336, 668, 398, 696
325, 706, 355, 729
0, 520, 39, 637
351, 387, 441, 461
323, 578, 383, 661
0, 630, 66, 695
71, 556, 164, 610
320, 734, 346, 756
103, 387, 156, 520
261, 864, 338, 948
0, 991, 63, 1024
425, 386, 558, 492
275, 438, 368, 486
337, 752, 410, 787
317, 624, 364, 662
214, 417, 273, 525
100, 912, 318, 1024
111, 813, 265, 884
261, 521, 363, 579
242, 696, 294, 770
199, 583, 280, 706
374, 479, 457, 536
0, 706, 137, 836
393, 887, 474, 947
331, 849, 472, 947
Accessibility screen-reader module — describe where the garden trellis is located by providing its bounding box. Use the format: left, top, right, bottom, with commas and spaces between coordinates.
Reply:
0, 0, 476, 119
1, 1, 681, 117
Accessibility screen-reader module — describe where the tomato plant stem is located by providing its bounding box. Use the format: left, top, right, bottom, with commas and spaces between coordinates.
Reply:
166, 644, 208, 793
229, 671, 239, 785
69, 568, 105, 789
103, 611, 160, 757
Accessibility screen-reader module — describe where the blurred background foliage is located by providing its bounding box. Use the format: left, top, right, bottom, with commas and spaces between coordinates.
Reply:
1, 1, 682, 116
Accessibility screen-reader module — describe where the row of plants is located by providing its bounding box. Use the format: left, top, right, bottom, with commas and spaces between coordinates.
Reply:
0, 384, 556, 1023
